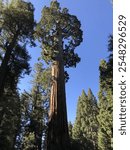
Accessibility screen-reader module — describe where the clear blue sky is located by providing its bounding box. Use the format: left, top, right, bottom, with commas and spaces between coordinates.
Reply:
19, 0, 112, 123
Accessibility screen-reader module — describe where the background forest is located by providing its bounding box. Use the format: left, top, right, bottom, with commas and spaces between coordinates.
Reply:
0, 0, 112, 150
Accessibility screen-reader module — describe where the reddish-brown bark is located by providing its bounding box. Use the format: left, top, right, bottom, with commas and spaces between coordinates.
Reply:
47, 38, 70, 150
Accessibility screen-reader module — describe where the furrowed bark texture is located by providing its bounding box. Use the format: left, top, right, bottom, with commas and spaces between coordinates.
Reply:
47, 33, 70, 150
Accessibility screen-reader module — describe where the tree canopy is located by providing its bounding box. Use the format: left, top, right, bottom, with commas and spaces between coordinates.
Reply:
35, 1, 83, 68
0, 0, 35, 95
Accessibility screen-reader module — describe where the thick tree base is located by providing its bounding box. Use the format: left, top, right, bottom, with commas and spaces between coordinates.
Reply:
47, 116, 71, 150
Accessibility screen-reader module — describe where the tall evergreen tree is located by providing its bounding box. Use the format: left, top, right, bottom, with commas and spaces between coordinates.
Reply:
97, 35, 113, 150
68, 121, 81, 150
35, 1, 83, 150
16, 63, 50, 150
72, 89, 98, 150
0, 1, 35, 149
0, 0, 35, 96
0, 27, 31, 150
0, 1, 35, 148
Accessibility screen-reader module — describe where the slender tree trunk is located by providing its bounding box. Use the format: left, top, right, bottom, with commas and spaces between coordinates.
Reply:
47, 33, 70, 150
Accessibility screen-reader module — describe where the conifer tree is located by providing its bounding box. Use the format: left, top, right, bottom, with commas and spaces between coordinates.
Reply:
0, 89, 21, 150
0, 1, 35, 148
72, 89, 98, 150
35, 1, 83, 150
0, 26, 32, 150
68, 121, 81, 150
0, 0, 35, 96
16, 63, 50, 150
98, 35, 113, 150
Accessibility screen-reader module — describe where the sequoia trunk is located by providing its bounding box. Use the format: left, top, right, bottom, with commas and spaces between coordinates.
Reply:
47, 36, 70, 150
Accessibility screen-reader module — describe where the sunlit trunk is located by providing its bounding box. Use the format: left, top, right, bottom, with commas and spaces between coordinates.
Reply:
47, 33, 70, 150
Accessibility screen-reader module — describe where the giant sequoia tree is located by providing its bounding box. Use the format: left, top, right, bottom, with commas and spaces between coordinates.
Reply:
35, 1, 83, 150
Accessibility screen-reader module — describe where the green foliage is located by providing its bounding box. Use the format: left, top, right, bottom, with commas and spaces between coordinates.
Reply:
22, 132, 36, 150
0, 89, 21, 150
0, 0, 35, 47
0, 9, 32, 150
36, 2, 83, 149
0, 0, 35, 57
32, 62, 51, 90
98, 35, 113, 150
72, 89, 98, 150
68, 122, 82, 150
15, 63, 50, 150
68, 121, 73, 139
7, 45, 31, 89
0, 1, 35, 149
0, 2, 114, 150
0, 0, 35, 95
0, 48, 31, 149
35, 1, 83, 68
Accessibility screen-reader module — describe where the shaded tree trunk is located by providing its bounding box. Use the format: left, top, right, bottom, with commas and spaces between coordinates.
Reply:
0, 47, 11, 95
47, 33, 70, 150
0, 33, 18, 97
0, 47, 12, 128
